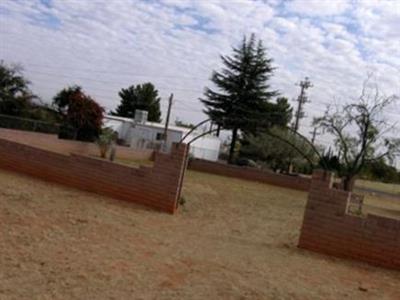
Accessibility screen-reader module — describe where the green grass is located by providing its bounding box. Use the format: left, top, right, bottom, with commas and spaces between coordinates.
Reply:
355, 179, 400, 195
184, 171, 400, 219
89, 154, 153, 168
114, 157, 153, 167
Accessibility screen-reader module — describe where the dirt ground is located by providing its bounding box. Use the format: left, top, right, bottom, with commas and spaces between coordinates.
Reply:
0, 169, 399, 300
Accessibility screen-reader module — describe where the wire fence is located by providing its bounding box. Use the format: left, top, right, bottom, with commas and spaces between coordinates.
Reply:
0, 114, 60, 134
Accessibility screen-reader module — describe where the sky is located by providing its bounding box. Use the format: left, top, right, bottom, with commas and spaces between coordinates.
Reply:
0, 0, 399, 165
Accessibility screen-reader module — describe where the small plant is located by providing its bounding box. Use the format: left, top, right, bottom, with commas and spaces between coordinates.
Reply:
187, 153, 195, 163
96, 127, 116, 158
179, 196, 186, 206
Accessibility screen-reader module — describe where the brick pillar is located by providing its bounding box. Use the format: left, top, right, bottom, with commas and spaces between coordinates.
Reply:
310, 169, 334, 189
153, 142, 189, 213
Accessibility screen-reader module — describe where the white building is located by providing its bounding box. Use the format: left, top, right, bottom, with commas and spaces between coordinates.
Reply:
103, 112, 221, 161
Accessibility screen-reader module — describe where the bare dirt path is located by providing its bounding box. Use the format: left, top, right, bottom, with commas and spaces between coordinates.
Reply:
1, 169, 399, 299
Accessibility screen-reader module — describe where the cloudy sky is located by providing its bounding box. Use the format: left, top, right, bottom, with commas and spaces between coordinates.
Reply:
0, 0, 399, 154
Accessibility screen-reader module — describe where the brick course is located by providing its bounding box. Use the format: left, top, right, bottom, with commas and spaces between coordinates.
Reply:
188, 158, 311, 191
0, 136, 188, 214
298, 170, 400, 270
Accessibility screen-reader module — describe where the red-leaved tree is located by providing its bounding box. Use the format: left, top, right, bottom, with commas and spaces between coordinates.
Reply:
53, 86, 104, 141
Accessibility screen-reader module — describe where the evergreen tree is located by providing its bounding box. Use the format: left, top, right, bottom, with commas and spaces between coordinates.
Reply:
263, 97, 292, 128
201, 34, 278, 163
112, 83, 161, 122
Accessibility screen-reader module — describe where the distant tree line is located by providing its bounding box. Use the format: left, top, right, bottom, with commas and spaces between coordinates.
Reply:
0, 61, 59, 123
0, 60, 162, 142
200, 34, 399, 189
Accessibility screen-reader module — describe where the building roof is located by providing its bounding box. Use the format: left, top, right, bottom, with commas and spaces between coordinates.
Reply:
105, 115, 193, 133
104, 115, 135, 123
104, 115, 220, 141
136, 121, 192, 134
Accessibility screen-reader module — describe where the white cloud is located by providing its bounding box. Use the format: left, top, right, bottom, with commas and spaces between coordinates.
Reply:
355, 0, 400, 38
285, 0, 351, 17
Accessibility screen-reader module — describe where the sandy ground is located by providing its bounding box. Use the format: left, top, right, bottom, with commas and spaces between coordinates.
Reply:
1, 169, 399, 300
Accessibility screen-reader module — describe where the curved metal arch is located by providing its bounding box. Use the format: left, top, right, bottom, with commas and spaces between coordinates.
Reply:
178, 118, 211, 144
264, 126, 328, 170
186, 128, 220, 145
176, 117, 328, 170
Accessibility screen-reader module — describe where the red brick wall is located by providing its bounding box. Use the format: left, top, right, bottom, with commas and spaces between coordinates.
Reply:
0, 128, 153, 160
188, 159, 311, 191
298, 170, 400, 270
0, 137, 188, 214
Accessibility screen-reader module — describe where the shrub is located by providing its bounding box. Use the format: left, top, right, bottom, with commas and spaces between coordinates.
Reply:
96, 127, 117, 158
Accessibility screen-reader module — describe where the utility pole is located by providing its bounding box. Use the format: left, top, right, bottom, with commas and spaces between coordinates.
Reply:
310, 126, 319, 145
293, 77, 313, 133
163, 93, 173, 151
288, 77, 313, 174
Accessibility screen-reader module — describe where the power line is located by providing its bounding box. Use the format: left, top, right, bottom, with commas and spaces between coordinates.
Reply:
32, 84, 345, 122
18, 62, 207, 81
24, 84, 206, 114
29, 83, 399, 125
26, 69, 205, 93
3, 60, 396, 122
174, 99, 203, 112
1, 36, 209, 81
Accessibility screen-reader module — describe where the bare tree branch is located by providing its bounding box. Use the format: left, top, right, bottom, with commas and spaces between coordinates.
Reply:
313, 77, 399, 190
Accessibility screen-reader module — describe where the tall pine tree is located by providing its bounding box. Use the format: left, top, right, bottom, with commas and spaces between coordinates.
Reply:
112, 83, 161, 122
201, 34, 278, 163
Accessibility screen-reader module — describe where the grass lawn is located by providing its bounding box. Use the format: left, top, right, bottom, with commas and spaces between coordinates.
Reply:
89, 154, 154, 168
0, 169, 399, 299
355, 179, 400, 196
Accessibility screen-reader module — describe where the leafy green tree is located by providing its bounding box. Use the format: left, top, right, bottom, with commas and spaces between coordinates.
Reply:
26, 102, 61, 123
239, 97, 293, 167
241, 127, 317, 173
0, 61, 36, 116
318, 152, 342, 174
112, 83, 161, 122
53, 86, 104, 141
265, 97, 293, 128
201, 34, 278, 163
53, 85, 82, 114
361, 159, 399, 184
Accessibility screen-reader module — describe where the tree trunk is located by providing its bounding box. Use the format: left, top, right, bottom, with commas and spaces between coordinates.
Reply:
228, 127, 238, 164
216, 124, 221, 137
73, 129, 78, 140
342, 175, 356, 191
